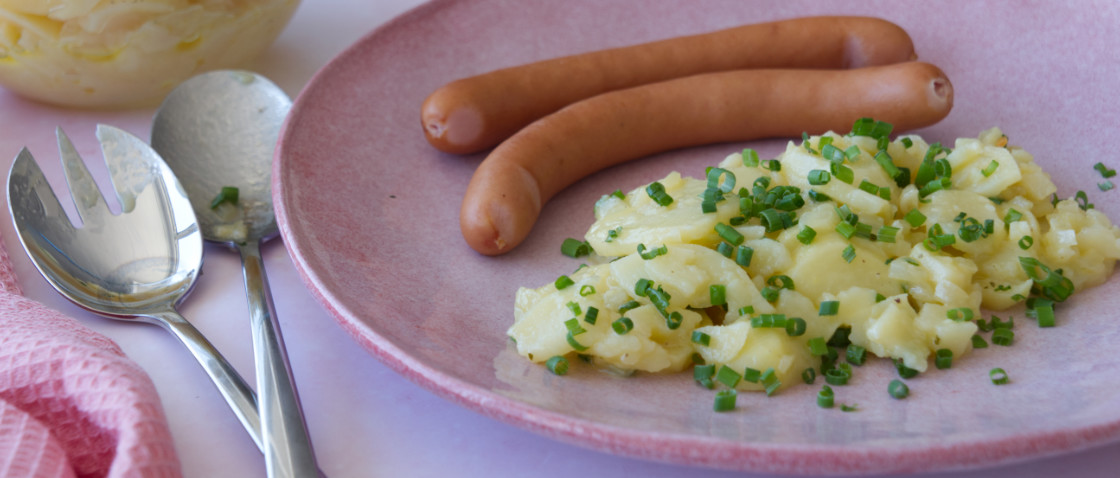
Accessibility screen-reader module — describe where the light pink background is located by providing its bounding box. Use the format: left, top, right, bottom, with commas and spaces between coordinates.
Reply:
2, 0, 1119, 476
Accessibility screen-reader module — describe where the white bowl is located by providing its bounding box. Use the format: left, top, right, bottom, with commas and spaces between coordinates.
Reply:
0, 0, 300, 108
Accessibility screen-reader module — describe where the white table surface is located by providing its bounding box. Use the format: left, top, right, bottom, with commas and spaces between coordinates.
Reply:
1, 1, 1118, 477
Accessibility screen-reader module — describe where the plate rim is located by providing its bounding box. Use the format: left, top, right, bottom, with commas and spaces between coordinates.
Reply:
272, 0, 1120, 473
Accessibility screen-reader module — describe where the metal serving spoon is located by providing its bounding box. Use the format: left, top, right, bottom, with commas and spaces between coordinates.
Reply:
151, 71, 319, 478
7, 125, 263, 448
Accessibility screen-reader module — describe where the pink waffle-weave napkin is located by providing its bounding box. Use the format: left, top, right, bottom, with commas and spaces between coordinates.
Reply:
0, 232, 181, 477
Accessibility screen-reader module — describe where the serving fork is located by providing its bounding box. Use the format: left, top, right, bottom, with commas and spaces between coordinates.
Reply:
6, 125, 264, 450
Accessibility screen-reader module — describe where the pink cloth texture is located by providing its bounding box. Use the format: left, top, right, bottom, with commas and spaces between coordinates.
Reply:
0, 235, 181, 477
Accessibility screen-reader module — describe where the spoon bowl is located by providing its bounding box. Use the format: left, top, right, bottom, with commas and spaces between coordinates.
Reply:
151, 70, 319, 478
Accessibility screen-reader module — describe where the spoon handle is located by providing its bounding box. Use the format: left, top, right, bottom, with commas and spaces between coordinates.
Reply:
153, 309, 263, 451
238, 240, 321, 478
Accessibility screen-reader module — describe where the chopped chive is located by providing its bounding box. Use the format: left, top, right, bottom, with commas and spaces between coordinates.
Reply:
554, 275, 574, 290
611, 317, 634, 335
743, 367, 762, 383
564, 318, 586, 336
992, 328, 1014, 346
710, 284, 727, 307
990, 367, 1010, 385
715, 223, 745, 245
808, 337, 829, 356
210, 186, 240, 209
824, 368, 849, 386
1076, 190, 1094, 210
767, 275, 795, 290
663, 313, 680, 331
637, 243, 668, 260
566, 301, 582, 317
971, 334, 989, 348
846, 344, 866, 366
735, 245, 754, 267
797, 226, 817, 245
713, 389, 738, 412
1094, 162, 1117, 178
981, 160, 1000, 177
836, 222, 857, 239
646, 181, 674, 206
618, 300, 640, 314
874, 150, 901, 178
808, 169, 831, 185
760, 286, 780, 303
761, 368, 781, 396
691, 330, 711, 346
716, 365, 742, 388
947, 308, 974, 322
561, 238, 592, 257
694, 364, 716, 382
830, 162, 855, 184
934, 348, 953, 369
802, 367, 817, 384
579, 285, 596, 297
1033, 301, 1056, 328
738, 305, 755, 316
1018, 236, 1034, 250
716, 241, 734, 257
605, 227, 622, 243
876, 226, 899, 243
817, 385, 835, 408
634, 278, 653, 297
584, 307, 599, 325
858, 179, 880, 195
545, 356, 569, 375
840, 404, 860, 412
1100, 181, 1115, 192
904, 209, 927, 228
888, 379, 909, 399
785, 317, 807, 337
901, 137, 914, 148
566, 332, 589, 351
894, 359, 920, 379
841, 245, 856, 263
819, 301, 840, 316
741, 148, 761, 167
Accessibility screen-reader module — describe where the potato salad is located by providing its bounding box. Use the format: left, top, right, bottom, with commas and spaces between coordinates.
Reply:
509, 121, 1120, 399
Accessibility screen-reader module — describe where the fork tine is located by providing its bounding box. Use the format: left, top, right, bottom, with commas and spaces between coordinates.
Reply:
96, 124, 168, 215
56, 127, 110, 224
7, 147, 72, 231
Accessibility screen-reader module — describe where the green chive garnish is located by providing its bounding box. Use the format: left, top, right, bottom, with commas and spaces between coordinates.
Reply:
713, 389, 738, 412
545, 356, 569, 375
646, 181, 674, 206
841, 245, 856, 263
819, 301, 840, 316
797, 226, 817, 245
817, 385, 835, 408
210, 186, 239, 209
611, 317, 634, 335
716, 365, 742, 388
691, 330, 711, 346
992, 328, 1014, 346
904, 209, 927, 228
934, 348, 953, 369
710, 284, 727, 307
561, 238, 592, 258
888, 379, 909, 399
554, 275, 574, 290
990, 367, 1010, 385
715, 223, 744, 245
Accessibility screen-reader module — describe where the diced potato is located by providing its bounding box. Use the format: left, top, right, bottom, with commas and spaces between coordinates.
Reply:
693, 322, 816, 393
946, 135, 1023, 198
586, 172, 740, 257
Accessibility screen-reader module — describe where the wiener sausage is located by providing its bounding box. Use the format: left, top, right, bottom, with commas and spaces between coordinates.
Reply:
423, 16, 917, 155
460, 61, 953, 255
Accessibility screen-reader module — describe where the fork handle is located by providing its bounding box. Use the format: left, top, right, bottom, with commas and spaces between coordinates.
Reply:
154, 309, 263, 451
238, 240, 321, 478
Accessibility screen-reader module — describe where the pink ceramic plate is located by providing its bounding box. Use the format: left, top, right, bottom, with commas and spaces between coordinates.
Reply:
274, 0, 1120, 474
